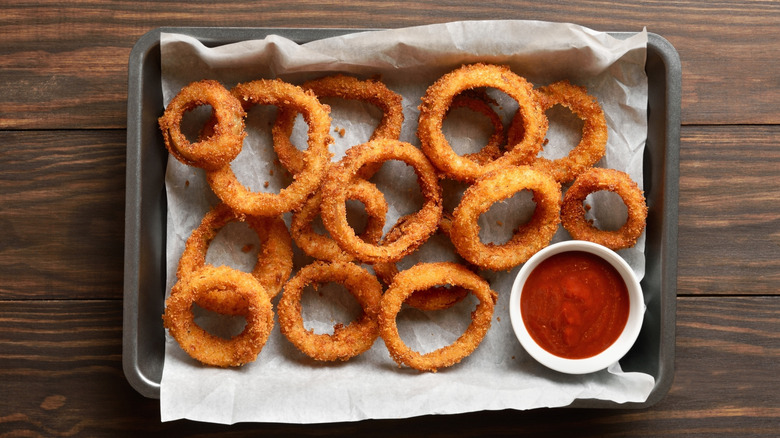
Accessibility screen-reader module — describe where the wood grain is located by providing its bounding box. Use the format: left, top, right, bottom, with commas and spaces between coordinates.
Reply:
678, 125, 780, 296
0, 297, 776, 436
1, 1, 779, 129
0, 130, 126, 299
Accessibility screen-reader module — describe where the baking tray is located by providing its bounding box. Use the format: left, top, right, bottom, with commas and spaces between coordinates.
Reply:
123, 27, 681, 409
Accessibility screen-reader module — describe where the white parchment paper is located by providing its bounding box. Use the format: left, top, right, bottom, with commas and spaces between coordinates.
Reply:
158, 20, 655, 424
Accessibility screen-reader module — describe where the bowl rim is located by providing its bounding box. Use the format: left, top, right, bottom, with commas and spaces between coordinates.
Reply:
508, 240, 646, 374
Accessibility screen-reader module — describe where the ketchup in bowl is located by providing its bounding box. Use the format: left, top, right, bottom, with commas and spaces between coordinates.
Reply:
520, 251, 629, 359
509, 240, 644, 374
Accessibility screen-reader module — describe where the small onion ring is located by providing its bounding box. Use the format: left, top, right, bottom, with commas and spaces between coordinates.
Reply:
509, 80, 608, 183
177, 203, 293, 308
417, 63, 547, 182
373, 213, 470, 311
320, 139, 443, 264
379, 262, 497, 372
158, 79, 246, 170
162, 265, 275, 367
273, 74, 404, 178
205, 79, 333, 217
291, 178, 388, 262
277, 261, 383, 361
561, 167, 648, 250
450, 165, 562, 271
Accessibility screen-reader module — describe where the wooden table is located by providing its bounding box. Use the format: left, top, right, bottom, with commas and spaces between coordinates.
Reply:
1, 1, 777, 436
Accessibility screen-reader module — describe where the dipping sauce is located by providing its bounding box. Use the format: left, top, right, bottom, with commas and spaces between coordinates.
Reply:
520, 251, 629, 359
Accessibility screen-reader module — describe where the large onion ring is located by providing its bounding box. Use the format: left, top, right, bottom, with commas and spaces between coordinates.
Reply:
158, 79, 246, 170
417, 63, 547, 182
320, 139, 443, 264
450, 166, 562, 271
205, 79, 333, 217
373, 214, 470, 311
379, 262, 497, 372
291, 178, 388, 262
162, 265, 275, 367
561, 167, 648, 250
176, 203, 293, 306
277, 261, 383, 361
273, 74, 404, 177
510, 80, 607, 183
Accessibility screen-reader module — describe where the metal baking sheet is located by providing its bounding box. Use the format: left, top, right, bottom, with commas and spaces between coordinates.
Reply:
123, 27, 680, 409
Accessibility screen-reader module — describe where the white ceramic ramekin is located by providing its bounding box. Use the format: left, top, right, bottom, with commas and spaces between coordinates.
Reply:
509, 240, 645, 374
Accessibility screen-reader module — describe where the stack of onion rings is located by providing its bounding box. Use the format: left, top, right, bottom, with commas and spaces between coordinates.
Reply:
158, 79, 246, 170
561, 167, 648, 250
160, 62, 646, 371
278, 75, 405, 261
205, 79, 333, 217
277, 261, 383, 361
176, 203, 293, 315
290, 178, 388, 262
417, 63, 548, 183
273, 74, 404, 178
320, 139, 443, 264
450, 165, 562, 271
163, 265, 275, 367
379, 262, 497, 372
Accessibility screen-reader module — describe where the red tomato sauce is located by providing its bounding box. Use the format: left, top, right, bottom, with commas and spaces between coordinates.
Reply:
521, 251, 629, 359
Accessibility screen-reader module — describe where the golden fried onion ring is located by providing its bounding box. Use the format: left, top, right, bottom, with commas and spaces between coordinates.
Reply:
291, 178, 388, 262
561, 167, 648, 250
206, 79, 333, 217
158, 79, 246, 170
511, 80, 607, 184
277, 261, 383, 361
177, 203, 293, 305
450, 166, 562, 271
379, 262, 497, 372
417, 63, 547, 182
163, 265, 275, 367
320, 139, 443, 264
273, 74, 404, 177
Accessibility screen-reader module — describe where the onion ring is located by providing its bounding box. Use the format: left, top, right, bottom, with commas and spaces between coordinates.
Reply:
561, 167, 647, 250
176, 203, 293, 310
320, 139, 443, 264
509, 80, 607, 183
291, 178, 388, 262
417, 63, 547, 182
158, 79, 246, 170
379, 262, 497, 372
373, 214, 470, 311
450, 165, 562, 271
205, 79, 333, 217
277, 261, 383, 361
162, 265, 275, 367
273, 74, 404, 178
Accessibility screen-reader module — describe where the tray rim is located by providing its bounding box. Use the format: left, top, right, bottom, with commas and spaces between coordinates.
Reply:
123, 25, 681, 410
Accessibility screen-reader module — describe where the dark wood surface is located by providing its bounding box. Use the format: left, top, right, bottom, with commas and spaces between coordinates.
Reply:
1, 1, 778, 436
